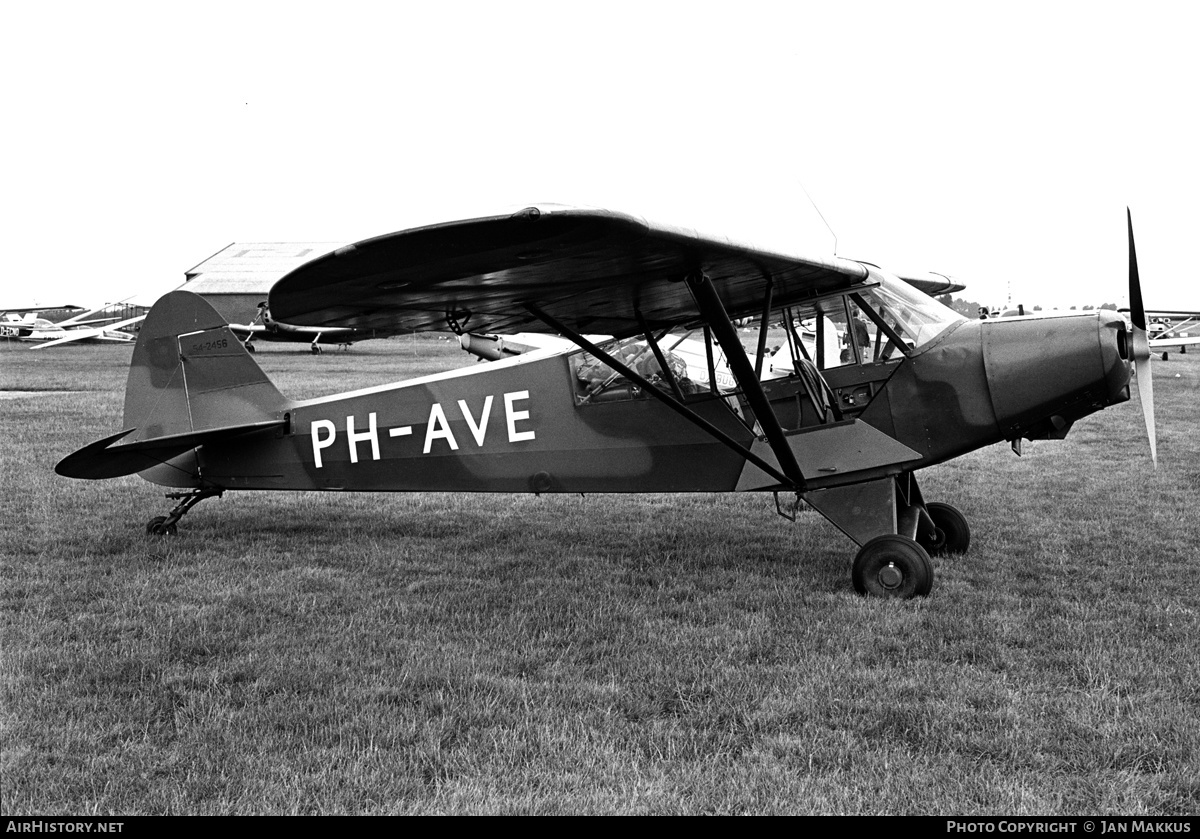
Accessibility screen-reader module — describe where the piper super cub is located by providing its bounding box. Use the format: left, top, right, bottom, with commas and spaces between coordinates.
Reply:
56, 206, 1157, 598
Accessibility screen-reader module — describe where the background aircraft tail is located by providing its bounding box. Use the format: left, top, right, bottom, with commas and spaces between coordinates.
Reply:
57, 291, 288, 480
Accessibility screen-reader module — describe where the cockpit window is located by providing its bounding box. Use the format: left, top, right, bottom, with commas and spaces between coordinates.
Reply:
571, 332, 719, 404
851, 276, 965, 359
568, 275, 965, 404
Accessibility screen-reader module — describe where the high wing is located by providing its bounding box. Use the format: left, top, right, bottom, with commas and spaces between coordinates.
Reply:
268, 206, 871, 338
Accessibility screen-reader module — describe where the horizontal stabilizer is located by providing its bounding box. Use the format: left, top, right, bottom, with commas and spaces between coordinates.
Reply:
55, 420, 285, 480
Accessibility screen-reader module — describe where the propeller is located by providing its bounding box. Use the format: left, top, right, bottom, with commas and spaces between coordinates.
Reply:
1127, 208, 1156, 465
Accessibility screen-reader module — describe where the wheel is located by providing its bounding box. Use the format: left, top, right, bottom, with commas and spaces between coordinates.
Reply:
145, 516, 177, 537
917, 502, 971, 556
245, 342, 256, 353
852, 535, 934, 598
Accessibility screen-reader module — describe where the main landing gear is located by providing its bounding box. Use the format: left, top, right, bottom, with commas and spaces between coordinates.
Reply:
145, 487, 222, 536
841, 490, 971, 599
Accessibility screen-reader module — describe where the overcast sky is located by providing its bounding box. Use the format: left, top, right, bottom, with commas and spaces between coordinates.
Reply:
4, 1, 1197, 312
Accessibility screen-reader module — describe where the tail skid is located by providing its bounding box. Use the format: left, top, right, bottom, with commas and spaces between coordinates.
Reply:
56, 291, 289, 481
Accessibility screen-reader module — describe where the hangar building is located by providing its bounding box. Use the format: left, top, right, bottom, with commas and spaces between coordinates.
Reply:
182, 242, 346, 325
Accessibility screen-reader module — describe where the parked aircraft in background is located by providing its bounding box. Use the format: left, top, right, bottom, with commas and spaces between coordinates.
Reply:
228, 301, 364, 354
28, 314, 146, 349
3, 306, 91, 338
56, 206, 1157, 600
1143, 311, 1199, 360
3, 304, 145, 348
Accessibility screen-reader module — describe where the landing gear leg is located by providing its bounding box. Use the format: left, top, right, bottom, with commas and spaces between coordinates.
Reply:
805, 473, 972, 598
145, 487, 223, 536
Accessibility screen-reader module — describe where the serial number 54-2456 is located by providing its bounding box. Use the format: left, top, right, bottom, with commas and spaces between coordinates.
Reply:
189, 337, 229, 353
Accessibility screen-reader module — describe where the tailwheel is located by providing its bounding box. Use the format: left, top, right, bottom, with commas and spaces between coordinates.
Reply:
144, 487, 222, 537
145, 516, 178, 537
852, 535, 934, 599
917, 502, 971, 556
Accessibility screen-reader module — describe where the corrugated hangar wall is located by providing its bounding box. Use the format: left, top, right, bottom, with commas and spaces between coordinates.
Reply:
182, 242, 346, 325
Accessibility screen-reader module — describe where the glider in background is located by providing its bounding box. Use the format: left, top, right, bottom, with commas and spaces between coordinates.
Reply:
3, 305, 145, 348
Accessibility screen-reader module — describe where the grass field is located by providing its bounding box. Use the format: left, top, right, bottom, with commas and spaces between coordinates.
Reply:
2, 337, 1198, 815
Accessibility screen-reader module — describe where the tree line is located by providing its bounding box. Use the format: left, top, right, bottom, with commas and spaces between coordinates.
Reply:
936, 295, 1122, 318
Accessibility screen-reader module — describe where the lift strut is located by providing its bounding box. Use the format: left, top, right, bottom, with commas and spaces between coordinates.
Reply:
685, 272, 809, 493
522, 302, 796, 489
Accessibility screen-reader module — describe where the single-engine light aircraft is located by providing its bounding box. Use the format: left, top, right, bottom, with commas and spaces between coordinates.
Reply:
56, 207, 1157, 598
228, 301, 364, 354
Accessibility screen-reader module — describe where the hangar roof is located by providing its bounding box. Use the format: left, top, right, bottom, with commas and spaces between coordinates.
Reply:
183, 242, 347, 295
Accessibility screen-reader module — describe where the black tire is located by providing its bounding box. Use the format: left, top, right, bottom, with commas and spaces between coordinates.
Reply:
852, 535, 934, 598
145, 516, 177, 537
918, 502, 971, 556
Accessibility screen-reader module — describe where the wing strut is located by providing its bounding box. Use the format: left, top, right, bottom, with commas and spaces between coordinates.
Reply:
754, 279, 774, 379
522, 302, 797, 489
685, 273, 809, 492
634, 310, 687, 402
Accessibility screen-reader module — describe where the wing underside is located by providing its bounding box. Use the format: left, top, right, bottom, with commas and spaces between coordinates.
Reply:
268, 207, 871, 338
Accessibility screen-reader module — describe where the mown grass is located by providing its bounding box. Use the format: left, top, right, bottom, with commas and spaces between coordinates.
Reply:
2, 339, 1198, 815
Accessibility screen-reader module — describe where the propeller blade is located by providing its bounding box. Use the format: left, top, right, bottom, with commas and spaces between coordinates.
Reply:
1127, 208, 1156, 465
1135, 351, 1156, 465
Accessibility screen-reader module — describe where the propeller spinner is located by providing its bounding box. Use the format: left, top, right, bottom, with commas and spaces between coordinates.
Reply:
1127, 208, 1156, 465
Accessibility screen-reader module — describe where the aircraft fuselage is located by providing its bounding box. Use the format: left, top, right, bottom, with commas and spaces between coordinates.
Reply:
144, 308, 1133, 501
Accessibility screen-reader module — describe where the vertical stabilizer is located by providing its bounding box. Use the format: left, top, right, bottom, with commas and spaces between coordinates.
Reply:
122, 291, 287, 444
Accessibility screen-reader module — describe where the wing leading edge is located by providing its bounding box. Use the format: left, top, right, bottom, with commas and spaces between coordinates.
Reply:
268, 206, 871, 338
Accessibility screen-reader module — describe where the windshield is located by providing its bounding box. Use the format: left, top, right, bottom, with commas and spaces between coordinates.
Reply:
852, 275, 965, 356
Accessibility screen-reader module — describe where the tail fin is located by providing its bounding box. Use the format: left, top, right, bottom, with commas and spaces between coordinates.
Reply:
57, 291, 288, 480
123, 290, 286, 438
